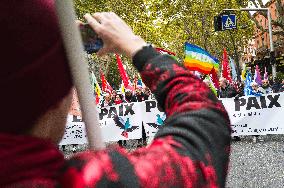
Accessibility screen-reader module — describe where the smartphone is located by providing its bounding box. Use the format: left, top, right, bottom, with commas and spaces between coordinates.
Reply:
79, 23, 103, 54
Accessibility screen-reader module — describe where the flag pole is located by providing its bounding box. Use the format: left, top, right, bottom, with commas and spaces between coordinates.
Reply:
55, 0, 105, 150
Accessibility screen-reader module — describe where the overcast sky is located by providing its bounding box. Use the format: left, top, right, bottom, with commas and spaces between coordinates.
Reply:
248, 0, 270, 8
247, 0, 270, 14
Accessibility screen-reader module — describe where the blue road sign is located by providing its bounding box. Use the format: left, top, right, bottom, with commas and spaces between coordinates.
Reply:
221, 14, 237, 30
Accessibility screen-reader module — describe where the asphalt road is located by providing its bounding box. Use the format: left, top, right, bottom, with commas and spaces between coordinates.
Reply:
226, 135, 284, 188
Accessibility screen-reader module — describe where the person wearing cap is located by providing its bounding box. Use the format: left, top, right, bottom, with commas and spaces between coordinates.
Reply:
250, 82, 264, 96
260, 79, 272, 94
0, 1, 231, 187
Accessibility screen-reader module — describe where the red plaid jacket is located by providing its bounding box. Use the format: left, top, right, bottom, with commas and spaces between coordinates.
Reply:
60, 47, 231, 188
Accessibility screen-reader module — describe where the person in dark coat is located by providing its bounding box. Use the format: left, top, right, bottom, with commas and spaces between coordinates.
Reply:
100, 93, 114, 107
124, 89, 137, 103
218, 77, 237, 98
218, 77, 241, 141
143, 87, 152, 100
135, 86, 145, 102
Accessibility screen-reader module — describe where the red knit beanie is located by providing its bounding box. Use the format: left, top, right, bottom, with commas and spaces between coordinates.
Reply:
0, 0, 73, 133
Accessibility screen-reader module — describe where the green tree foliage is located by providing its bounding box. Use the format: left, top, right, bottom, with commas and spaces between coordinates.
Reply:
75, 0, 254, 85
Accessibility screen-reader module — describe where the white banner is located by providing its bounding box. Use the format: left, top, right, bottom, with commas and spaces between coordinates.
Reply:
142, 101, 166, 137
60, 115, 87, 145
99, 103, 143, 142
220, 93, 284, 136
60, 103, 144, 145
60, 93, 284, 145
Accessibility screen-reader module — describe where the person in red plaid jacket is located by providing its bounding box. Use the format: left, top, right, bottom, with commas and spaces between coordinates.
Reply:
0, 1, 231, 187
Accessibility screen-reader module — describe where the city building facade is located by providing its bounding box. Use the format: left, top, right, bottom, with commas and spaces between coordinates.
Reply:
241, 0, 284, 76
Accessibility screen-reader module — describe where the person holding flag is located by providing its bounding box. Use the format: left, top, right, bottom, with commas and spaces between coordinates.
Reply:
0, 2, 231, 187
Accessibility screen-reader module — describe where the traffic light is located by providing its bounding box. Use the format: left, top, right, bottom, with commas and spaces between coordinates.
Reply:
214, 15, 222, 32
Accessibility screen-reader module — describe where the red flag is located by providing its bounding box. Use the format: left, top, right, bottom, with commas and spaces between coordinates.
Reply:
221, 48, 232, 83
210, 68, 220, 90
100, 71, 113, 94
116, 54, 130, 88
125, 83, 134, 91
95, 95, 100, 105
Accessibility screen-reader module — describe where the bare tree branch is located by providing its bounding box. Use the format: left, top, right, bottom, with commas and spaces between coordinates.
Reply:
272, 20, 284, 29
276, 0, 284, 16
273, 30, 284, 36
275, 0, 284, 30
247, 0, 284, 37
250, 0, 259, 8
257, 0, 265, 7
257, 11, 268, 18
249, 13, 283, 36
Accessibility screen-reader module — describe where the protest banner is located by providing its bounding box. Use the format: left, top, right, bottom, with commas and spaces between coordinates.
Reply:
60, 102, 144, 145
220, 93, 284, 136
60, 93, 284, 145
142, 101, 166, 137
60, 115, 87, 145
98, 102, 143, 141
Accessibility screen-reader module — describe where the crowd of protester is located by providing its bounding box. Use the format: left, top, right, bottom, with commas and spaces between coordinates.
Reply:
93, 72, 284, 145
96, 86, 154, 147
216, 76, 284, 99
97, 74, 284, 109
211, 74, 284, 142
99, 86, 154, 108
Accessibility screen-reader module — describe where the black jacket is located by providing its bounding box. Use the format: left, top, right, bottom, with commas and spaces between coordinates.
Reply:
218, 84, 237, 98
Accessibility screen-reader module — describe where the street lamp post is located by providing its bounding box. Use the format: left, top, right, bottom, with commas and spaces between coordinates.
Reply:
223, 8, 276, 81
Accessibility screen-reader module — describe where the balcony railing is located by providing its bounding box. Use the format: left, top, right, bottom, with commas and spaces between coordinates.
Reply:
256, 45, 268, 54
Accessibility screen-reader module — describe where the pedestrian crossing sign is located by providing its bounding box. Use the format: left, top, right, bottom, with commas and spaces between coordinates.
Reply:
221, 14, 237, 30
